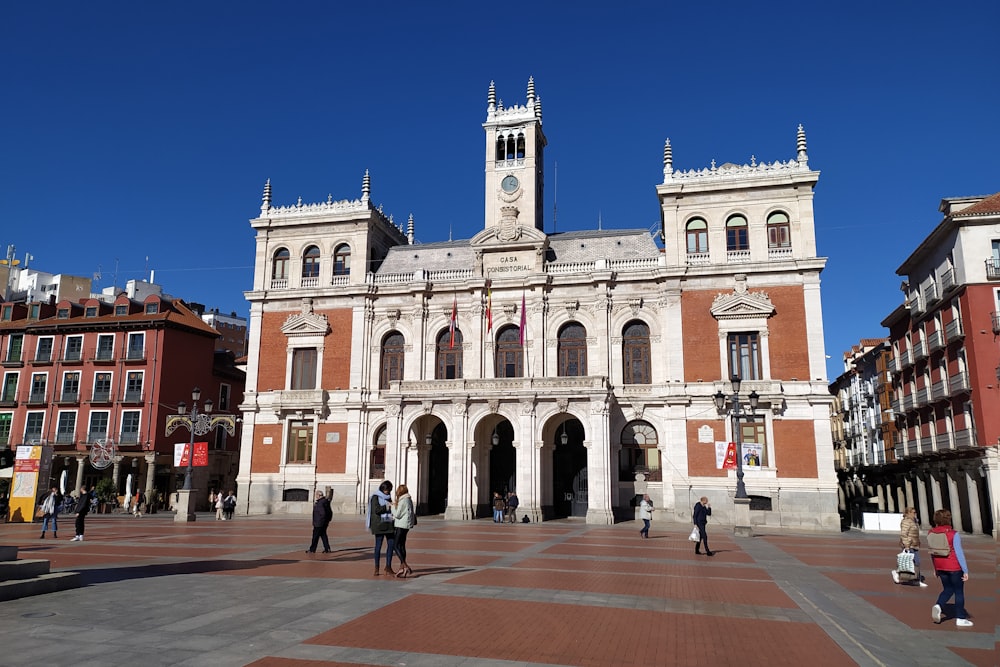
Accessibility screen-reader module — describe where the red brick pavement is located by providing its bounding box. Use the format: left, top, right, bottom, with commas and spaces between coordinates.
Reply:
305, 593, 852, 667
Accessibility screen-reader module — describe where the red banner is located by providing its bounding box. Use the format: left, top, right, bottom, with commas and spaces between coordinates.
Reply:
722, 442, 738, 470
177, 442, 209, 467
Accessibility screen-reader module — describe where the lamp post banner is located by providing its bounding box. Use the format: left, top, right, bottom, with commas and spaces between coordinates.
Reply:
174, 442, 209, 467
722, 442, 738, 470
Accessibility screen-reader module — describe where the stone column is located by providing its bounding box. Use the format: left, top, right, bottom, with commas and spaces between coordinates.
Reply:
75, 455, 86, 492
929, 469, 943, 512
916, 474, 930, 526
946, 469, 961, 528
964, 467, 983, 534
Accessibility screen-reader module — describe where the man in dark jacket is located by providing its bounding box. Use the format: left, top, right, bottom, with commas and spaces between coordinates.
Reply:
71, 485, 90, 541
693, 496, 713, 556
307, 489, 333, 553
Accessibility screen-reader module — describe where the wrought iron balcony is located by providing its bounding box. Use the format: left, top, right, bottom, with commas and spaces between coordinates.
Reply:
119, 432, 140, 445
55, 431, 76, 444
57, 391, 80, 404
90, 391, 112, 403
986, 257, 1000, 280
27, 391, 48, 405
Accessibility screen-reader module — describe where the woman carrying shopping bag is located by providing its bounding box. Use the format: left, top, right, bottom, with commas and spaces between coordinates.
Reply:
892, 506, 928, 587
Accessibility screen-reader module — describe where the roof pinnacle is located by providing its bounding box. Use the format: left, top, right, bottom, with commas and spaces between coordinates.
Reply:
260, 178, 272, 214
663, 139, 673, 175
488, 81, 496, 111
797, 124, 808, 164
362, 169, 371, 201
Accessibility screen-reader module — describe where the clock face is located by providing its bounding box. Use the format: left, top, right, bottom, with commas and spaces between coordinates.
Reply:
501, 175, 520, 193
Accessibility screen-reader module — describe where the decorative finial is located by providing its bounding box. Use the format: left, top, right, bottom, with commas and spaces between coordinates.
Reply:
498, 98, 504, 111
296, 196, 302, 208
260, 178, 271, 214
535, 96, 542, 120
327, 193, 333, 204
710, 159, 717, 171
526, 76, 535, 103
362, 169, 370, 201
407, 213, 414, 245
488, 80, 496, 109
750, 154, 756, 167
663, 139, 672, 175
796, 124, 808, 163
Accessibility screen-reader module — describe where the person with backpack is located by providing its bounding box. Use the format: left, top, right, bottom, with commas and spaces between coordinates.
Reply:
927, 508, 972, 627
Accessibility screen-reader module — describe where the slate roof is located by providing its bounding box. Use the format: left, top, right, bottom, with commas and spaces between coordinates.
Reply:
376, 228, 659, 274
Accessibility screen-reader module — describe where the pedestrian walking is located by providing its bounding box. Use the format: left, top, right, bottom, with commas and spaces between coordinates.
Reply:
132, 489, 145, 517
223, 490, 237, 520
391, 483, 415, 577
306, 490, 333, 553
693, 496, 713, 556
928, 508, 973, 627
71, 485, 90, 541
639, 493, 653, 538
506, 490, 519, 523
891, 506, 928, 587
215, 492, 225, 520
492, 492, 506, 523
367, 480, 395, 576
38, 486, 61, 539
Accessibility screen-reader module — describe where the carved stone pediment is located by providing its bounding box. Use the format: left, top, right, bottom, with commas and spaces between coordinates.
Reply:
281, 299, 330, 336
710, 285, 775, 321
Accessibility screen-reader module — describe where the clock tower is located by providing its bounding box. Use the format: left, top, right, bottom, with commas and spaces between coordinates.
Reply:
483, 78, 546, 237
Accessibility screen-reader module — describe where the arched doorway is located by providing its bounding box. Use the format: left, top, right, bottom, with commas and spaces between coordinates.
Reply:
552, 418, 586, 518
489, 419, 515, 501
427, 422, 448, 514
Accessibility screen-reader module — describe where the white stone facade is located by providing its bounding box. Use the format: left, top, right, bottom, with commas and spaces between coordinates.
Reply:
236, 81, 840, 531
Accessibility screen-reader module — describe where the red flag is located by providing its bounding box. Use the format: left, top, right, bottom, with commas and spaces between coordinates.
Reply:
486, 280, 493, 333
519, 292, 526, 346
722, 442, 738, 470
449, 295, 457, 348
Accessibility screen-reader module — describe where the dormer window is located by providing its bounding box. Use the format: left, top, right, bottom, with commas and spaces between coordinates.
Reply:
115, 305, 128, 316
85, 306, 97, 317
145, 302, 158, 314
57, 308, 70, 319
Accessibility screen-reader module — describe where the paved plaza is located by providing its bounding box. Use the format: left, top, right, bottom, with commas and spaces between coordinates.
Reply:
0, 512, 995, 667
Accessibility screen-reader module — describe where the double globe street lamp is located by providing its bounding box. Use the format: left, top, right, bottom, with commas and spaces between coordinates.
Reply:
165, 387, 236, 522
714, 375, 759, 536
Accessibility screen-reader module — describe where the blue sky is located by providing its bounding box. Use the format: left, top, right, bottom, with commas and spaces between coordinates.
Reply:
3, 2, 998, 381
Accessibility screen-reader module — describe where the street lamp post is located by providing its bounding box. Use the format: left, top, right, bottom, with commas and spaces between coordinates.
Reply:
714, 374, 759, 536
165, 387, 236, 522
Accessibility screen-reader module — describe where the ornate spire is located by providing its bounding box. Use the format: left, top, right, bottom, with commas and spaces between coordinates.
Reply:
260, 178, 271, 214
526, 76, 535, 104
662, 139, 673, 176
498, 98, 504, 111
796, 124, 808, 164
535, 95, 542, 120
362, 169, 370, 201
487, 80, 496, 111
407, 213, 414, 245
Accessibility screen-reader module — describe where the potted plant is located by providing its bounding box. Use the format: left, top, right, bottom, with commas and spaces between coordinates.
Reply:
94, 478, 116, 513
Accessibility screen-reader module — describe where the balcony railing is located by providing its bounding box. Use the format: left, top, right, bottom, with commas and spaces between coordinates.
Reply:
685, 251, 710, 265
923, 283, 939, 305
23, 431, 43, 443
992, 311, 1000, 336
88, 431, 108, 443
92, 350, 115, 363
125, 349, 146, 361
953, 428, 974, 448
726, 249, 751, 263
270, 278, 289, 289
300, 276, 319, 288
930, 379, 949, 402
949, 371, 970, 394
940, 267, 955, 291
330, 274, 349, 286
898, 349, 913, 369
119, 432, 140, 445
767, 246, 793, 260
55, 432, 76, 444
927, 330, 944, 352
27, 391, 47, 404
57, 391, 80, 404
122, 391, 144, 403
945, 319, 964, 340
90, 391, 112, 403
914, 386, 928, 407
32, 353, 53, 364
986, 257, 1000, 280
911, 341, 927, 362
61, 350, 84, 363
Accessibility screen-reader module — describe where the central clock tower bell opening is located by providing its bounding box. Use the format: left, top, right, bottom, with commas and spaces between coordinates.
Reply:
483, 78, 546, 235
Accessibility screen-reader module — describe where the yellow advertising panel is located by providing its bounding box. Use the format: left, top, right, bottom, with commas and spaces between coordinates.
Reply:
8, 445, 52, 523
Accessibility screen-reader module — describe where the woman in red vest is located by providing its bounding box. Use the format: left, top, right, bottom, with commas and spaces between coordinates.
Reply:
928, 508, 972, 627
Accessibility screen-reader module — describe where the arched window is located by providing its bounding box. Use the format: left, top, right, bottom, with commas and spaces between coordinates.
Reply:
767, 211, 790, 248
516, 133, 525, 159
495, 137, 505, 161
436, 328, 463, 379
380, 332, 405, 389
495, 326, 523, 378
686, 218, 708, 254
622, 321, 651, 384
619, 420, 660, 481
726, 214, 749, 251
333, 244, 351, 276
369, 426, 386, 480
272, 248, 290, 280
505, 135, 514, 160
557, 322, 587, 377
302, 245, 320, 279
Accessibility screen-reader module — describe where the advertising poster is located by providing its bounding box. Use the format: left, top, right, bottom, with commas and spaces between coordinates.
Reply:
742, 442, 763, 469
174, 442, 209, 467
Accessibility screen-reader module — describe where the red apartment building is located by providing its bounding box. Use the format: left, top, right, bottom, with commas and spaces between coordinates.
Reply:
881, 192, 999, 537
1, 291, 245, 514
